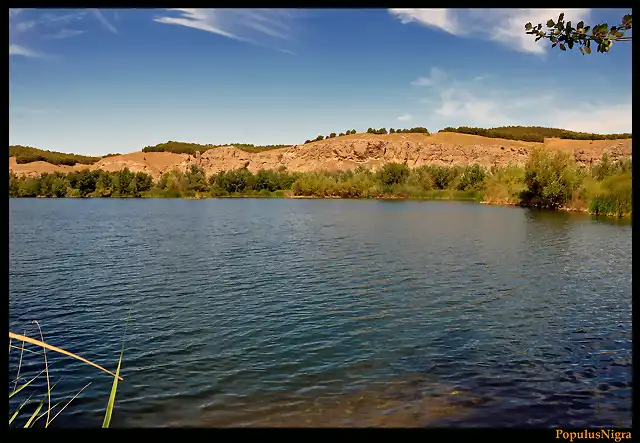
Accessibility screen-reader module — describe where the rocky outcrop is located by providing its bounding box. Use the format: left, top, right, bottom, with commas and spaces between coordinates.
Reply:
9, 133, 632, 178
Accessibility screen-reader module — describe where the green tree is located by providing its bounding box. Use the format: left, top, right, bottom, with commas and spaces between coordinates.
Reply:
9, 173, 20, 197
525, 12, 632, 54
185, 165, 207, 192
95, 171, 114, 197
329, 132, 337, 138
18, 178, 41, 197
389, 128, 395, 133
377, 163, 409, 186
523, 148, 580, 209
51, 176, 69, 198
456, 164, 486, 191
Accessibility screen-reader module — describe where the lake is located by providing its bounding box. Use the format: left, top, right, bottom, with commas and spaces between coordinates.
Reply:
8, 198, 632, 427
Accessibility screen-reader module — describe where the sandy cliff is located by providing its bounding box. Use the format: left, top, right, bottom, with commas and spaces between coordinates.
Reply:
9, 133, 632, 179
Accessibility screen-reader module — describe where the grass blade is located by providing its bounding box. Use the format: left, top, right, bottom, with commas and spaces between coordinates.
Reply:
8, 332, 123, 381
10, 344, 44, 356
33, 321, 52, 427
9, 392, 35, 425
47, 382, 92, 427
102, 308, 132, 428
28, 378, 63, 427
14, 330, 26, 393
24, 397, 46, 428
9, 368, 46, 399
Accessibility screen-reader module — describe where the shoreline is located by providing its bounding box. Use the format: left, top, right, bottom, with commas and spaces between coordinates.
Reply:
10, 195, 631, 219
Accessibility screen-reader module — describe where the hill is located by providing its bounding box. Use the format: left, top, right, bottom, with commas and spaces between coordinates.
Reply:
8, 131, 632, 179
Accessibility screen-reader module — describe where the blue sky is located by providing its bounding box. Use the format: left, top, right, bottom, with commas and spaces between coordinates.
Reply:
9, 8, 633, 156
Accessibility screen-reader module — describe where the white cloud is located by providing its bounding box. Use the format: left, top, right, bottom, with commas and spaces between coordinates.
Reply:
389, 8, 591, 54
90, 8, 118, 34
413, 68, 631, 133
9, 9, 97, 57
411, 67, 447, 87
51, 29, 85, 39
153, 9, 299, 53
389, 9, 458, 35
397, 113, 413, 121
551, 104, 632, 134
9, 44, 42, 57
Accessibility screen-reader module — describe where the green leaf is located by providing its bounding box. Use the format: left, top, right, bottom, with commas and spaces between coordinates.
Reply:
9, 393, 35, 425
102, 308, 132, 428
585, 46, 591, 54
550, 36, 557, 43
560, 44, 567, 51
547, 19, 555, 27
537, 23, 542, 30
525, 22, 532, 30
579, 47, 584, 55
577, 21, 584, 29
615, 32, 624, 38
9, 369, 46, 399
566, 21, 572, 30
552, 43, 558, 48
24, 398, 46, 428
568, 40, 574, 49
559, 13, 565, 22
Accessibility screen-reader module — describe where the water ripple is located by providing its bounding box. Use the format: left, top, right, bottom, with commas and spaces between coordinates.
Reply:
9, 199, 632, 428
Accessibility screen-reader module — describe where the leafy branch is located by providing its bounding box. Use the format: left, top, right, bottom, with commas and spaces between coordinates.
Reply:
525, 12, 632, 54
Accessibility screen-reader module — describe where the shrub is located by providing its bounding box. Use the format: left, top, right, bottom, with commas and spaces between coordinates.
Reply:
587, 172, 632, 217
377, 163, 409, 187
523, 148, 580, 209
456, 164, 486, 191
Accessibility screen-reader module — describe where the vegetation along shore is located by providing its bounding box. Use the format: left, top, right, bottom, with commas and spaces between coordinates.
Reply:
9, 126, 632, 218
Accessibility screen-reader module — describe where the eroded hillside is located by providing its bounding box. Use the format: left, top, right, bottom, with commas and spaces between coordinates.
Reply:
9, 132, 632, 179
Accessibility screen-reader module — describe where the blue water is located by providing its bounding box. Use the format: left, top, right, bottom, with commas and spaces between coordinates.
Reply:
8, 199, 632, 427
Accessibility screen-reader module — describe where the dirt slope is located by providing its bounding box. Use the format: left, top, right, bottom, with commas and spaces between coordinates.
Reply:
9, 133, 632, 178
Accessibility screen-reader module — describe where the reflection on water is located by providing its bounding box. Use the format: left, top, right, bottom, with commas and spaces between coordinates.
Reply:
9, 199, 632, 428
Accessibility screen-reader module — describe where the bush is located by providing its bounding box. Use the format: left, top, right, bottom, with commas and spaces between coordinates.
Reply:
394, 127, 430, 135
456, 164, 486, 191
523, 148, 580, 209
587, 172, 632, 217
377, 163, 409, 186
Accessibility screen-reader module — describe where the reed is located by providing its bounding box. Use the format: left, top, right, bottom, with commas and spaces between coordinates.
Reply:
8, 311, 130, 428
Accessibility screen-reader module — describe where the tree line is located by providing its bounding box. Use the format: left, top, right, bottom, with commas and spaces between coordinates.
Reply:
141, 141, 288, 155
9, 145, 104, 166
9, 151, 632, 217
439, 126, 632, 142
9, 169, 153, 198
304, 130, 357, 144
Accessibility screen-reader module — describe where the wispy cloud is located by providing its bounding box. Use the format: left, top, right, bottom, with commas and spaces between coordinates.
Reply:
51, 28, 85, 39
90, 8, 118, 34
397, 113, 413, 121
411, 67, 447, 87
153, 8, 300, 54
389, 8, 591, 54
413, 68, 631, 133
10, 9, 115, 57
389, 9, 458, 35
9, 44, 42, 58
